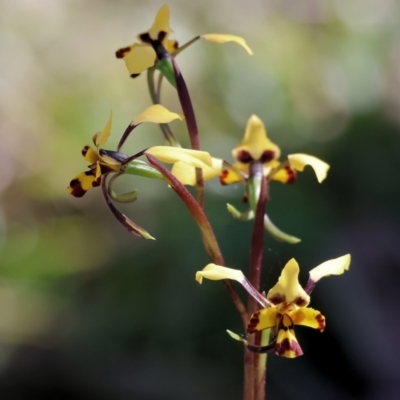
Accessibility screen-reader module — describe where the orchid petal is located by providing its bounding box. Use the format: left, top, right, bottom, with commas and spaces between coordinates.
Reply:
267, 258, 310, 306
247, 308, 279, 334
82, 145, 100, 164
196, 264, 269, 308
290, 307, 325, 331
146, 147, 212, 169
270, 163, 297, 184
171, 158, 222, 185
201, 34, 253, 55
68, 170, 98, 198
131, 104, 183, 126
232, 115, 281, 162
196, 264, 246, 284
309, 254, 351, 283
122, 44, 156, 76
275, 326, 303, 358
287, 153, 330, 183
93, 111, 113, 149
146, 5, 173, 41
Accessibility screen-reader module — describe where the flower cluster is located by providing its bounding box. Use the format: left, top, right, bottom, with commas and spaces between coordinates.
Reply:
68, 4, 351, 369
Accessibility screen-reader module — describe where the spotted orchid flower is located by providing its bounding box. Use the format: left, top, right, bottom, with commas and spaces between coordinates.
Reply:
68, 111, 122, 198
170, 114, 330, 243
115, 5, 253, 81
68, 104, 213, 239
196, 255, 350, 358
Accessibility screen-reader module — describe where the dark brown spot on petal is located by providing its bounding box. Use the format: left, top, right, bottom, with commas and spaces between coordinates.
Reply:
315, 313, 325, 332
157, 31, 167, 42
294, 296, 308, 307
268, 293, 286, 305
285, 165, 297, 184
247, 312, 261, 334
139, 32, 151, 44
115, 47, 131, 59
173, 41, 179, 50
260, 150, 275, 163
130, 73, 140, 78
68, 179, 86, 198
236, 150, 253, 163
219, 169, 229, 185
274, 336, 303, 357
92, 176, 102, 187
81, 145, 90, 157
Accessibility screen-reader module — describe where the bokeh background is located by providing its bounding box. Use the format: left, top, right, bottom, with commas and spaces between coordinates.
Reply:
1, 0, 400, 399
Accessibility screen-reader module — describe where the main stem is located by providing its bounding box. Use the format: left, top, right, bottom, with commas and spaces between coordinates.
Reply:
245, 163, 268, 400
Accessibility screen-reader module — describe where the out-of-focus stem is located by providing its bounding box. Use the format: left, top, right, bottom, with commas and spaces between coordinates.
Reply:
146, 154, 248, 327
147, 68, 180, 147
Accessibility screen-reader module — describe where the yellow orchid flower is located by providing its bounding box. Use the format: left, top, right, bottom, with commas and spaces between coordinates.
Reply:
220, 115, 330, 185
68, 111, 125, 198
115, 5, 253, 78
196, 254, 350, 358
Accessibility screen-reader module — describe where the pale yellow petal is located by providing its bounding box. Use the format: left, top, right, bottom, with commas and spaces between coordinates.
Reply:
196, 264, 246, 284
201, 34, 253, 55
309, 254, 351, 283
232, 115, 281, 162
267, 258, 310, 306
290, 307, 325, 331
132, 104, 183, 126
171, 158, 222, 185
287, 153, 330, 183
147, 5, 173, 41
146, 147, 212, 169
123, 44, 156, 75
93, 111, 113, 149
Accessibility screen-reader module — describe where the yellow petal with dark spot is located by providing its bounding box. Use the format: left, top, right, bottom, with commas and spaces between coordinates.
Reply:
122, 43, 156, 76
132, 104, 183, 126
219, 164, 246, 185
309, 254, 351, 283
232, 115, 281, 162
270, 164, 297, 184
82, 145, 100, 164
68, 170, 98, 198
287, 153, 330, 183
247, 308, 278, 334
146, 5, 173, 41
275, 327, 303, 358
290, 307, 325, 331
201, 34, 253, 55
93, 111, 113, 149
267, 258, 310, 306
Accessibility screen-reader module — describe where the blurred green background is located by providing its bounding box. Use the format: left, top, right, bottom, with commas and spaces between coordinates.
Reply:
1, 0, 400, 399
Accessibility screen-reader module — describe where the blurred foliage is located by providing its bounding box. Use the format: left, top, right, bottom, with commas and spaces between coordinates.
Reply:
1, 0, 400, 399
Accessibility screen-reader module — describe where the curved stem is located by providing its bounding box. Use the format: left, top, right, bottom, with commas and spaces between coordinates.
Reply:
146, 154, 248, 327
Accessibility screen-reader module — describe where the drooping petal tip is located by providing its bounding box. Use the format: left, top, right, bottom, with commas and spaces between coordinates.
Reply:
132, 104, 183, 126
195, 264, 246, 284
201, 34, 253, 55
287, 153, 330, 183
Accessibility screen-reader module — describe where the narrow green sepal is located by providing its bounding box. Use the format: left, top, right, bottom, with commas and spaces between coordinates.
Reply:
156, 57, 176, 88
248, 173, 263, 213
226, 203, 254, 221
124, 160, 164, 180
264, 213, 301, 244
109, 189, 138, 203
